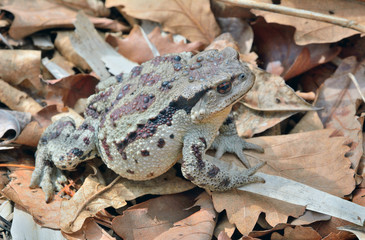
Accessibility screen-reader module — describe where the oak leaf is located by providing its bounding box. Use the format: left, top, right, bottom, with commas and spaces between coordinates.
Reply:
106, 0, 220, 45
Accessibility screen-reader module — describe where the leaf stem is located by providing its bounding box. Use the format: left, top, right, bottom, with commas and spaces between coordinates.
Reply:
217, 0, 365, 33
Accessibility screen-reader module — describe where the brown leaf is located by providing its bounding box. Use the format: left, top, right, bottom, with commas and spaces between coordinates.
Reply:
106, 0, 220, 45
106, 26, 203, 64
1, 0, 128, 40
0, 50, 42, 92
13, 121, 45, 147
113, 190, 216, 240
62, 218, 116, 240
243, 129, 355, 197
271, 226, 321, 240
252, 18, 340, 80
0, 79, 43, 115
251, 0, 365, 45
212, 190, 305, 236
235, 68, 316, 137
46, 74, 98, 108
1, 169, 63, 229
316, 57, 364, 168
60, 169, 195, 233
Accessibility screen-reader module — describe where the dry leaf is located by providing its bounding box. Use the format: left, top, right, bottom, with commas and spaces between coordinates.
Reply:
291, 211, 331, 226
154, 192, 216, 240
271, 226, 321, 240
113, 190, 216, 240
252, 18, 340, 80
235, 68, 316, 137
106, 26, 203, 64
107, 0, 220, 45
54, 32, 91, 72
250, 0, 365, 45
60, 168, 194, 233
71, 12, 137, 77
214, 214, 235, 239
13, 121, 45, 147
0, 79, 43, 115
0, 110, 31, 144
289, 111, 324, 134
1, 169, 62, 229
316, 57, 364, 168
243, 129, 355, 196
62, 218, 116, 240
0, 50, 42, 91
1, 0, 127, 40
217, 18, 253, 54
212, 189, 305, 235
46, 74, 98, 108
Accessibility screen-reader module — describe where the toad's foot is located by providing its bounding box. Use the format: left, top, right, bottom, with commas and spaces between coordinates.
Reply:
211, 134, 264, 168
29, 156, 68, 202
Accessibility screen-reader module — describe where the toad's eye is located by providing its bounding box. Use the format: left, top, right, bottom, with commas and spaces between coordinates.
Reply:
238, 73, 246, 80
217, 81, 232, 94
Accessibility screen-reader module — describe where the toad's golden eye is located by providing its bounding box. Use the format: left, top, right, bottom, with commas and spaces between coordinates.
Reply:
217, 81, 232, 94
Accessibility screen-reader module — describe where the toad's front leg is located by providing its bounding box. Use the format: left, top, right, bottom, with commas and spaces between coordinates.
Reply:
181, 128, 265, 191
30, 117, 98, 202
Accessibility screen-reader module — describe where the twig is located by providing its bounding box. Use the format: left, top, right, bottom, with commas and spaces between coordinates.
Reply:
348, 73, 365, 103
217, 0, 365, 33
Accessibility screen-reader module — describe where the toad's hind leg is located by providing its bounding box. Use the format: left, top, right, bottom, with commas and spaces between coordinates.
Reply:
30, 117, 98, 202
181, 129, 265, 191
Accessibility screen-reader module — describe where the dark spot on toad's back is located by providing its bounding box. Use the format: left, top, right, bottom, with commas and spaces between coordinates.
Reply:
207, 165, 220, 178
83, 137, 90, 145
170, 134, 174, 139
102, 138, 113, 161
157, 138, 165, 148
70, 148, 83, 157
220, 178, 230, 187
199, 137, 207, 148
141, 150, 150, 156
130, 66, 142, 78
127, 169, 134, 174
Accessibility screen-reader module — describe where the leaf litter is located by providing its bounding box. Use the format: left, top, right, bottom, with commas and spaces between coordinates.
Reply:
0, 0, 364, 239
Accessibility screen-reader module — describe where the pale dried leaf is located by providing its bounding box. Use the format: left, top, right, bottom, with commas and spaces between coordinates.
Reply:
54, 32, 91, 72
106, 0, 220, 45
337, 226, 365, 240
291, 211, 331, 226
214, 214, 235, 238
250, 0, 365, 45
235, 68, 316, 137
290, 111, 324, 134
63, 219, 116, 240
60, 169, 194, 233
316, 57, 364, 168
71, 12, 138, 78
212, 189, 305, 235
0, 110, 31, 144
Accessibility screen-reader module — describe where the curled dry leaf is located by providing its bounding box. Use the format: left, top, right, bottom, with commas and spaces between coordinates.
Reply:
0, 50, 42, 92
107, 0, 220, 45
252, 18, 340, 80
0, 79, 42, 115
250, 0, 365, 45
0, 0, 128, 40
113, 191, 216, 240
13, 121, 45, 147
235, 68, 316, 137
106, 26, 203, 64
316, 57, 364, 168
0, 110, 31, 145
212, 190, 305, 236
1, 169, 62, 229
60, 168, 194, 233
58, 0, 111, 17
